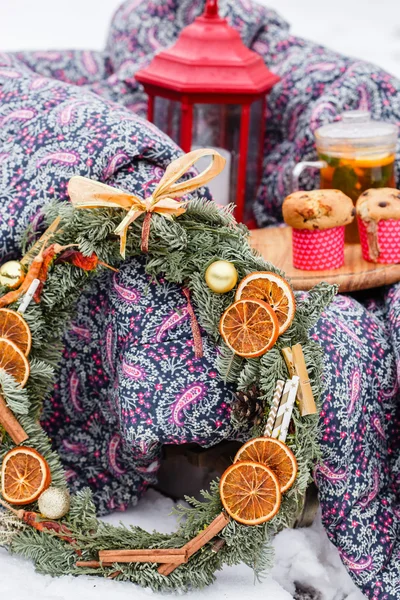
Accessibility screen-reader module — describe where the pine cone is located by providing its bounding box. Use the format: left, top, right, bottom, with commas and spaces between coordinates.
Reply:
232, 385, 264, 426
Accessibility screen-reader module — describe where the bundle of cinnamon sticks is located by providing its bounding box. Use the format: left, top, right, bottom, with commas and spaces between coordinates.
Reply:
76, 511, 230, 576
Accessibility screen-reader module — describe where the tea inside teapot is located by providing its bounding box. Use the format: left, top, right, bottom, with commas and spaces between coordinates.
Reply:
315, 111, 398, 242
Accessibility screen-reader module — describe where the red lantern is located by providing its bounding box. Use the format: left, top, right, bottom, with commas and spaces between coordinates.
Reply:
135, 0, 279, 225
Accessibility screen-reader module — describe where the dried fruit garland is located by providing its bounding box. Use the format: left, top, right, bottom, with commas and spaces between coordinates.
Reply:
0, 149, 335, 591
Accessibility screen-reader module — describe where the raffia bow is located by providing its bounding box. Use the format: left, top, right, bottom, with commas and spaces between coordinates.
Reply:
68, 148, 226, 258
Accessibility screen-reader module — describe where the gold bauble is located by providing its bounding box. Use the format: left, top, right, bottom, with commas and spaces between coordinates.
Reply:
205, 260, 238, 294
38, 487, 71, 520
0, 260, 25, 289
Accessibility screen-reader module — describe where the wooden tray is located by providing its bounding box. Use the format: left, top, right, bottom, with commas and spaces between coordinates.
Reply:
250, 226, 400, 293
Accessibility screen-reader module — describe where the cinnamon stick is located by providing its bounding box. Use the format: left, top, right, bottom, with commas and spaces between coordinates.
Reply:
211, 538, 226, 553
100, 548, 186, 558
99, 549, 187, 564
75, 512, 230, 575
107, 570, 122, 579
77, 552, 187, 568
185, 512, 230, 558
153, 558, 186, 575
0, 394, 28, 445
158, 511, 230, 576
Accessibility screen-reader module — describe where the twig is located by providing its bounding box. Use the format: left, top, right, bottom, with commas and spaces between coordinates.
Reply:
0, 394, 28, 445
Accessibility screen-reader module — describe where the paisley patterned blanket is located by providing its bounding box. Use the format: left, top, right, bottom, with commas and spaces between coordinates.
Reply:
0, 1, 399, 598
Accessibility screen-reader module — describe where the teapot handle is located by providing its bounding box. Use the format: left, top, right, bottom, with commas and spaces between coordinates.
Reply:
292, 160, 327, 192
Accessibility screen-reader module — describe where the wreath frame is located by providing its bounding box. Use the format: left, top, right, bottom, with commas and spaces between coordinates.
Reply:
0, 152, 335, 591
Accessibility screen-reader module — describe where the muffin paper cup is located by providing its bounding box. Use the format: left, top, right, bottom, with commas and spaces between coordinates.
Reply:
292, 226, 345, 271
358, 217, 400, 264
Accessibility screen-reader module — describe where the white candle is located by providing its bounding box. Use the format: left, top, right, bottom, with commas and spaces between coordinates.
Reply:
271, 376, 299, 442
264, 379, 285, 437
278, 377, 299, 442
191, 146, 231, 206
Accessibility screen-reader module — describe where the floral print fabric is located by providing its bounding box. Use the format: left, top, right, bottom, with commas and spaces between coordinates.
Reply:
0, 2, 399, 597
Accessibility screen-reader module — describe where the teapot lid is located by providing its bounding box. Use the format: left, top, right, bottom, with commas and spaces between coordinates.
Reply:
315, 111, 398, 156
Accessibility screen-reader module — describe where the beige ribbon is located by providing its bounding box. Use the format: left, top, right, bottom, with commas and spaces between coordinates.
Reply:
67, 148, 226, 257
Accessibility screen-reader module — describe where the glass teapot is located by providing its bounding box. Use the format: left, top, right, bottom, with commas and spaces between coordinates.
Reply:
293, 111, 398, 242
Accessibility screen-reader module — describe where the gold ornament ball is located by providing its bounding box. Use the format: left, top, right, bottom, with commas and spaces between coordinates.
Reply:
205, 260, 238, 294
0, 260, 25, 289
38, 487, 71, 520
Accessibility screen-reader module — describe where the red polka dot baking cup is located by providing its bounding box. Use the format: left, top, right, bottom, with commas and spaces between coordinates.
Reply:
292, 226, 345, 271
358, 217, 400, 264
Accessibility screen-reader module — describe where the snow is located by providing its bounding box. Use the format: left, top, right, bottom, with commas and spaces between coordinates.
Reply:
0, 0, 393, 596
1, 490, 365, 600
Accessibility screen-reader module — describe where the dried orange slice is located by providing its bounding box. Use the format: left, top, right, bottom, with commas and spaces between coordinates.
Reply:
1, 447, 51, 505
234, 437, 297, 493
235, 272, 295, 335
220, 460, 281, 525
0, 337, 30, 387
0, 309, 31, 356
219, 298, 279, 358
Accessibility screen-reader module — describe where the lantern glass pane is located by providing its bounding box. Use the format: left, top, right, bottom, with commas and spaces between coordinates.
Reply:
245, 99, 264, 223
153, 97, 181, 143
191, 104, 241, 207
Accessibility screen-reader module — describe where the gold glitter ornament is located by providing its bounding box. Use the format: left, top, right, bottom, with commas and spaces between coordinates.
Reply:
205, 260, 238, 294
38, 487, 71, 520
0, 261, 25, 289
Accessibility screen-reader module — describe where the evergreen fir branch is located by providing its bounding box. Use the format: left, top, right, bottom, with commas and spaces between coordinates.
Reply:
11, 528, 77, 575
258, 348, 287, 399
0, 509, 27, 547
0, 369, 30, 415
67, 488, 98, 533
236, 359, 261, 390
216, 345, 244, 383
295, 282, 338, 329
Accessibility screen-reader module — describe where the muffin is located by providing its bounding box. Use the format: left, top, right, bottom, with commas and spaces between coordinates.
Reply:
282, 189, 355, 270
356, 188, 400, 263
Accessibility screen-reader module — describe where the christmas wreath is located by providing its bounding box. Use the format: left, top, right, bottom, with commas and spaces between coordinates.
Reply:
0, 149, 334, 591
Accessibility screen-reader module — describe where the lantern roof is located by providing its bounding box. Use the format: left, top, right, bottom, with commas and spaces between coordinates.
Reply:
135, 0, 279, 97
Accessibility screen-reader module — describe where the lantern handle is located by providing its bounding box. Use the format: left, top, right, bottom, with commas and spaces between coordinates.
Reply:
291, 160, 327, 192
204, 0, 219, 17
